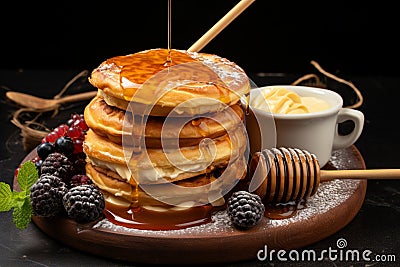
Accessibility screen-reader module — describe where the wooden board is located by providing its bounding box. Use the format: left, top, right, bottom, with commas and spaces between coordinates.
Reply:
16, 146, 367, 265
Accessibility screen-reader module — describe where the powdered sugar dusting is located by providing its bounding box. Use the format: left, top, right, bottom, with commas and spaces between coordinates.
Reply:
93, 179, 362, 235
198, 54, 250, 90
269, 179, 360, 227
329, 154, 355, 169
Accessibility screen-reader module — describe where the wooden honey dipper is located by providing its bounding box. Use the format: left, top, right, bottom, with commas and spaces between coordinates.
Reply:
249, 147, 400, 203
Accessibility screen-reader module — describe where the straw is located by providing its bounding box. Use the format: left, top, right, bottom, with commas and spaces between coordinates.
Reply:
188, 0, 255, 52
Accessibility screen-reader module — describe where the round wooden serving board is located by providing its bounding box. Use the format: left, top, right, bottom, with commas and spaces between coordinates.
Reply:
16, 146, 367, 265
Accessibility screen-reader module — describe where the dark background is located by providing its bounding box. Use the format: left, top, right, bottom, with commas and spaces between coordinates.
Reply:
1, 2, 400, 266
0, 1, 398, 76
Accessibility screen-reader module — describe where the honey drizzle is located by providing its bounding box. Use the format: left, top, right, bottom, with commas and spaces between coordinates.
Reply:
165, 0, 172, 66
112, 48, 239, 104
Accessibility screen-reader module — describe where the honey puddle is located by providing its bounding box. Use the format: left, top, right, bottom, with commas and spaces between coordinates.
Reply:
104, 202, 217, 230
264, 199, 307, 220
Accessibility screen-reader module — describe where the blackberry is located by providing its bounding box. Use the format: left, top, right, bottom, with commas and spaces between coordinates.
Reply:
62, 184, 105, 223
69, 153, 87, 175
40, 152, 72, 184
70, 174, 93, 187
227, 191, 265, 229
30, 174, 68, 217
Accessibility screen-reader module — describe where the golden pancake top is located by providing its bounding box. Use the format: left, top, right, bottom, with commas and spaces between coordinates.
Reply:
89, 48, 250, 115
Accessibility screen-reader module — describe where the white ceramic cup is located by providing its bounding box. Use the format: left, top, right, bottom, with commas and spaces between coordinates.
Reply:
245, 85, 365, 167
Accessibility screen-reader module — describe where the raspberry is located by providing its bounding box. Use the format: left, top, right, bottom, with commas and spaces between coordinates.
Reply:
30, 174, 68, 217
227, 191, 265, 229
62, 184, 105, 223
40, 152, 72, 184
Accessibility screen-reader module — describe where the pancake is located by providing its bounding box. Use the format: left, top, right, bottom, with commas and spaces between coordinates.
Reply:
85, 156, 247, 207
83, 128, 247, 184
83, 48, 250, 228
89, 48, 250, 116
84, 94, 245, 147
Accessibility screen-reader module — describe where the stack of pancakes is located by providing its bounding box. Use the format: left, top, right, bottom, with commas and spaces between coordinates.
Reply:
83, 48, 250, 212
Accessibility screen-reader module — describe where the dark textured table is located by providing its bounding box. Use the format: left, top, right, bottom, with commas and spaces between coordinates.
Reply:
0, 70, 399, 266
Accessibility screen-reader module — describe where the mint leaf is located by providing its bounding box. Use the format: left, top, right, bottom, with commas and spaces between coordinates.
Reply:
12, 198, 33, 230
0, 182, 13, 212
0, 160, 38, 229
12, 190, 28, 209
17, 161, 38, 192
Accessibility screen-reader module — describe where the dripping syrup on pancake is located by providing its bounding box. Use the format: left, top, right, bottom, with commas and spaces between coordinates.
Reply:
113, 49, 234, 105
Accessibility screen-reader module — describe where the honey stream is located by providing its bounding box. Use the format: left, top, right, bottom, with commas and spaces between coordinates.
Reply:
165, 0, 172, 66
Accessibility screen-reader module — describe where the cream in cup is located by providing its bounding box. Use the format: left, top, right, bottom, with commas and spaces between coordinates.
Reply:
245, 85, 364, 167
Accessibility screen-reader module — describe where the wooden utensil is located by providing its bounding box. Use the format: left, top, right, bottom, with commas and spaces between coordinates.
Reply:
188, 0, 255, 52
249, 147, 400, 203
6, 91, 97, 110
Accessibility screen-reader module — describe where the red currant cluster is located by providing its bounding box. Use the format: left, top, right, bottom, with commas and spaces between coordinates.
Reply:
41, 113, 88, 154
16, 113, 89, 178
36, 114, 87, 168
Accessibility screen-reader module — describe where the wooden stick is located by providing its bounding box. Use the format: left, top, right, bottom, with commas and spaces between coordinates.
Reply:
6, 91, 97, 110
321, 169, 400, 181
188, 0, 255, 52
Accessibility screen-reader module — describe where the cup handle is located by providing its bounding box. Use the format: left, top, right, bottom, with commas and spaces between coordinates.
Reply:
333, 108, 364, 150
